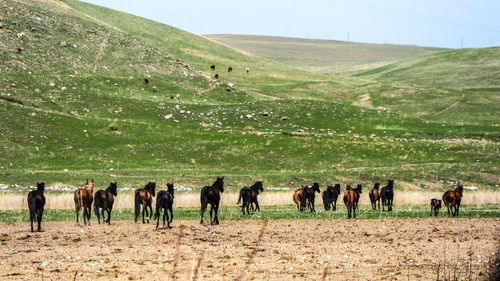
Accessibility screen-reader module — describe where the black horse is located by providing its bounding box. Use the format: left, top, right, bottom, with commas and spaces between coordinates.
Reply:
94, 182, 118, 224
381, 180, 394, 211
353, 184, 362, 210
304, 182, 321, 212
237, 181, 263, 214
27, 182, 46, 232
200, 177, 224, 225
322, 184, 341, 211
154, 183, 175, 229
228, 67, 232, 72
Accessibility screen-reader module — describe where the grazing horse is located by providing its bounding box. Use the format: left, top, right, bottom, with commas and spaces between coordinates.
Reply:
228, 67, 232, 72
322, 184, 341, 211
74, 179, 94, 225
353, 184, 362, 210
293, 186, 308, 212
343, 185, 357, 218
442, 182, 463, 217
135, 182, 156, 224
200, 177, 224, 225
304, 182, 321, 212
237, 181, 263, 214
210, 65, 215, 71
154, 183, 175, 229
381, 180, 394, 212
369, 183, 381, 210
27, 182, 46, 232
94, 182, 117, 225
430, 199, 442, 217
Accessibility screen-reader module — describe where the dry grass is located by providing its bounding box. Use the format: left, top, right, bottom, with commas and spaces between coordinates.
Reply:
1, 191, 499, 210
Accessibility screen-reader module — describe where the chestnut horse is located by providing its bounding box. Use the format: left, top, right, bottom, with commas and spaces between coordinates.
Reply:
135, 182, 156, 224
369, 183, 381, 210
94, 182, 118, 225
154, 183, 175, 229
293, 186, 308, 212
343, 185, 357, 218
237, 181, 264, 214
28, 182, 46, 232
200, 177, 224, 225
74, 179, 94, 225
322, 184, 341, 211
442, 182, 463, 217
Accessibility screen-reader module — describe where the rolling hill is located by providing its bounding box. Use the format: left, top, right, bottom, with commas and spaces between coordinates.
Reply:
0, 0, 498, 192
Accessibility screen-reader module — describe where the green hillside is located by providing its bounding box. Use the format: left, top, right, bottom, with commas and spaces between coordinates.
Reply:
0, 0, 498, 192
206, 34, 443, 75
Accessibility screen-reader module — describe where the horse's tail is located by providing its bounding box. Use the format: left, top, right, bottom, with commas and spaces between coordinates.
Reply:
93, 195, 100, 217
369, 192, 375, 203
237, 189, 243, 205
134, 192, 141, 220
153, 197, 161, 220
74, 190, 83, 215
29, 194, 37, 221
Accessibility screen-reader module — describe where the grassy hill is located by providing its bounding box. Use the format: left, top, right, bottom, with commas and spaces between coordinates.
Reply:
206, 34, 443, 75
0, 0, 498, 193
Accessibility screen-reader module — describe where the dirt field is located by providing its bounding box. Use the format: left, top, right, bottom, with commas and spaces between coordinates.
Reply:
0, 218, 498, 280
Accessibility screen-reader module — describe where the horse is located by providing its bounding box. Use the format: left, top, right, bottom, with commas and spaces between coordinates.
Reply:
237, 181, 263, 214
215, 74, 219, 79
134, 182, 156, 224
442, 182, 463, 217
369, 183, 381, 210
94, 182, 117, 225
353, 184, 362, 210
27, 182, 46, 232
200, 177, 224, 225
228, 67, 232, 72
343, 185, 357, 219
74, 179, 94, 225
144, 78, 149, 84
154, 183, 175, 229
381, 180, 394, 211
210, 65, 215, 71
322, 184, 341, 211
293, 186, 308, 212
304, 182, 320, 212
430, 199, 442, 217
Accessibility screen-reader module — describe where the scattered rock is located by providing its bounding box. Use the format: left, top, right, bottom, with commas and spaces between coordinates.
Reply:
49, 82, 55, 87
281, 117, 288, 121
31, 27, 37, 32
164, 114, 173, 119
152, 86, 157, 92
262, 112, 269, 116
16, 32, 24, 38
16, 48, 22, 54
60, 41, 67, 47
226, 88, 232, 92
205, 112, 212, 117
0, 23, 3, 28
179, 110, 186, 114
60, 86, 66, 91
245, 114, 252, 119
144, 78, 149, 84
114, 107, 123, 114
228, 83, 234, 88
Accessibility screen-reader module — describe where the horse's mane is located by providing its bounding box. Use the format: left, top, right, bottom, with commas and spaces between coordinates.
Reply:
250, 181, 263, 191
106, 182, 118, 195
167, 183, 174, 197
455, 182, 463, 196
346, 185, 353, 190
85, 179, 94, 192
373, 183, 380, 190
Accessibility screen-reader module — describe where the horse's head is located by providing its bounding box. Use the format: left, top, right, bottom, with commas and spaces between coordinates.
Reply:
312, 182, 320, 193
346, 184, 352, 190
374, 183, 380, 190
108, 182, 118, 196
456, 182, 463, 196
36, 182, 45, 193
356, 184, 362, 194
215, 176, 224, 193
167, 183, 174, 197
388, 180, 394, 188
334, 184, 341, 193
146, 181, 156, 197
85, 179, 94, 191
255, 181, 263, 193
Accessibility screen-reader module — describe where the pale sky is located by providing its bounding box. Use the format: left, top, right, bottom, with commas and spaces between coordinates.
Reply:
81, 0, 500, 48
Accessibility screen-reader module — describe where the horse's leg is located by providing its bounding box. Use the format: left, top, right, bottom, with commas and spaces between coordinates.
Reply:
255, 199, 260, 212
456, 203, 460, 217
163, 209, 167, 228
76, 206, 80, 225
101, 208, 105, 224
214, 204, 219, 225
142, 204, 146, 224
200, 201, 207, 224
168, 207, 173, 227
209, 204, 214, 225
148, 204, 153, 223
107, 208, 112, 225
37, 209, 43, 232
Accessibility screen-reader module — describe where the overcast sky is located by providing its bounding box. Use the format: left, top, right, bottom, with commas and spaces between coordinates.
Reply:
81, 0, 500, 48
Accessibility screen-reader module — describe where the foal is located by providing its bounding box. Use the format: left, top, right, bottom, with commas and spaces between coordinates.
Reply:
442, 182, 463, 217
74, 179, 94, 225
154, 183, 175, 229
237, 181, 264, 214
200, 177, 224, 225
135, 182, 156, 224
94, 182, 118, 225
369, 183, 381, 210
28, 182, 46, 232
430, 198, 442, 217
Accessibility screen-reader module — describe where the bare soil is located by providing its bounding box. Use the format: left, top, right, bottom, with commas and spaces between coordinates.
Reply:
0, 218, 498, 280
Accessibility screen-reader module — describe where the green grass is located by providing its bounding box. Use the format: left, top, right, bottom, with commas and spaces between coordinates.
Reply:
1, 204, 499, 223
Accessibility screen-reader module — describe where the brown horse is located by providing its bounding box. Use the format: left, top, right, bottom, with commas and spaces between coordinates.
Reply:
353, 184, 362, 210
134, 182, 156, 224
442, 182, 463, 217
322, 184, 341, 211
343, 185, 358, 218
369, 183, 381, 210
293, 186, 308, 212
237, 181, 263, 214
74, 179, 94, 225
200, 177, 224, 225
94, 182, 118, 225
28, 182, 46, 232
304, 183, 321, 212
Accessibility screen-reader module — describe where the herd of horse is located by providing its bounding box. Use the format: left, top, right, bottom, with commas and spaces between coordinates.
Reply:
26, 178, 464, 232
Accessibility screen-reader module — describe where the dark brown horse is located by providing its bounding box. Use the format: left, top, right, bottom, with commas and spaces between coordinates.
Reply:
304, 182, 321, 212
430, 198, 442, 217
322, 184, 341, 211
442, 182, 463, 217
343, 185, 358, 219
74, 179, 94, 225
381, 180, 394, 211
200, 177, 224, 225
28, 182, 46, 232
237, 181, 263, 214
135, 182, 156, 224
293, 186, 308, 212
353, 184, 362, 210
369, 183, 381, 210
94, 182, 117, 225
154, 183, 175, 229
